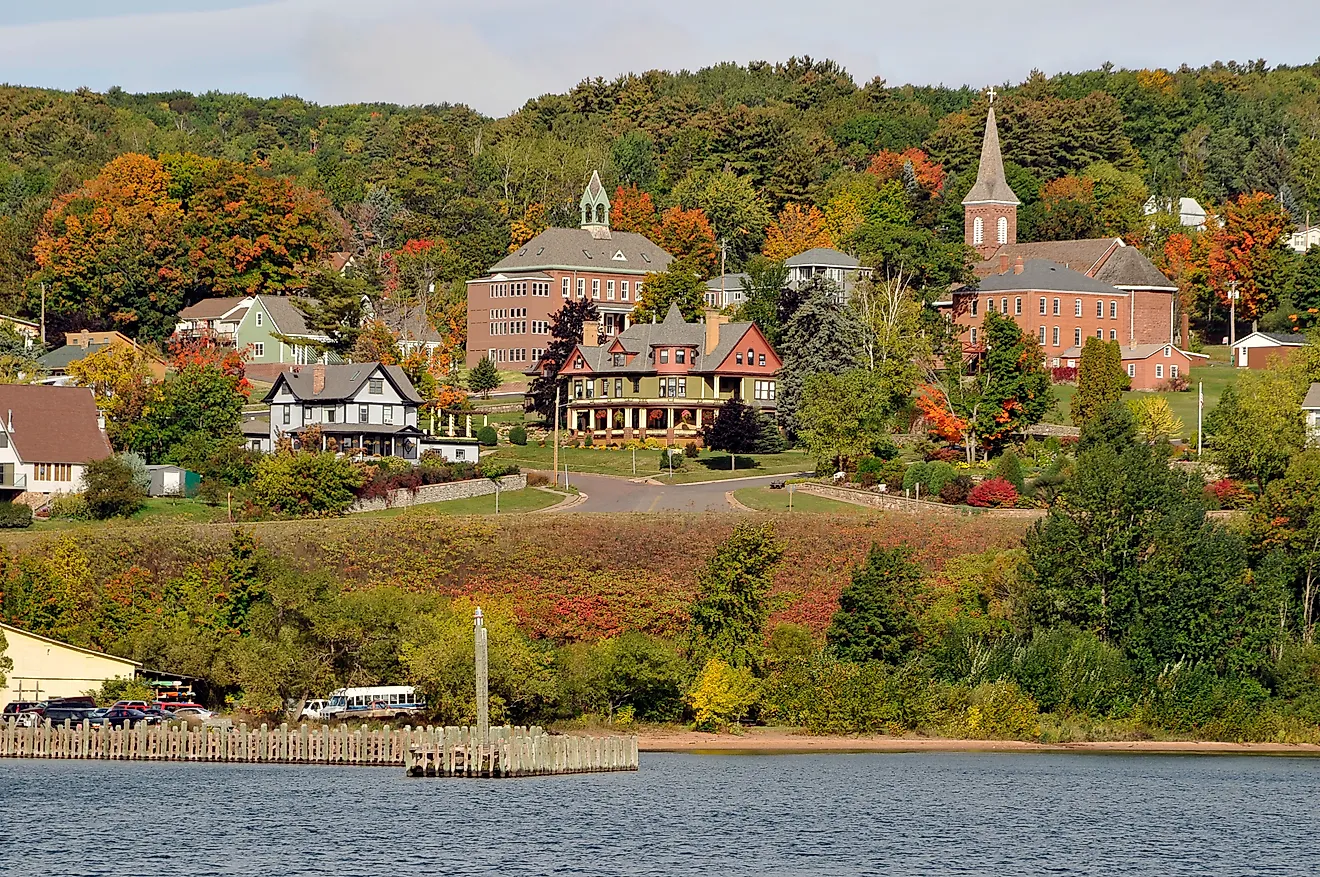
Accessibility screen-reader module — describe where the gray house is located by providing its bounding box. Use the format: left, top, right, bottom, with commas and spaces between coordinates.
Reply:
784, 248, 860, 302
263, 362, 425, 460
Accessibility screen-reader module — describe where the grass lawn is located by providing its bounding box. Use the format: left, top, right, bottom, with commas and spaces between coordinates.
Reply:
33, 497, 224, 531
353, 487, 564, 517
733, 486, 871, 514
1046, 346, 1238, 439
486, 443, 813, 483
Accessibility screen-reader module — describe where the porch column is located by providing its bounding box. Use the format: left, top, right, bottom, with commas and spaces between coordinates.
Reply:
695, 408, 703, 429
667, 407, 674, 429
606, 407, 613, 437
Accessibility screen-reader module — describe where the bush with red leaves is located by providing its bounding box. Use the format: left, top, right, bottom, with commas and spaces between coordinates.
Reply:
967, 477, 1019, 508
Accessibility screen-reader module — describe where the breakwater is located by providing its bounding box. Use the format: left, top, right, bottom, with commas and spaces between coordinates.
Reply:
0, 718, 637, 773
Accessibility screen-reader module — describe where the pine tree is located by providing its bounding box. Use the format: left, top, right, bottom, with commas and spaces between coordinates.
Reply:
776, 278, 865, 442
1072, 337, 1126, 428
467, 356, 501, 397
826, 545, 924, 663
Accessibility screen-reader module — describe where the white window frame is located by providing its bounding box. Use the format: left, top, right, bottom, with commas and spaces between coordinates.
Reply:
252, 342, 264, 357
973, 216, 984, 245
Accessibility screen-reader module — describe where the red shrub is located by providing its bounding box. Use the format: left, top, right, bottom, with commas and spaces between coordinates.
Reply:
967, 477, 1019, 508
925, 447, 962, 464
1051, 366, 1078, 384
1204, 478, 1252, 509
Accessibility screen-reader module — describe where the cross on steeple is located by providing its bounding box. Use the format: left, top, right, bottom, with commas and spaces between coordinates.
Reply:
987, 86, 998, 104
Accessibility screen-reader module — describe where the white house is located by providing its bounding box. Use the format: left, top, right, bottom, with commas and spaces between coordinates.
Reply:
1144, 196, 1207, 230
1305, 382, 1320, 446
0, 385, 112, 497
784, 247, 860, 302
263, 362, 425, 460
1, 621, 141, 707
704, 273, 751, 310
418, 435, 482, 464
1287, 226, 1320, 254
1232, 331, 1307, 369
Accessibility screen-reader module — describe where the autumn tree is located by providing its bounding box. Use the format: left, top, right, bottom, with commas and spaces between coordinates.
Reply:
655, 207, 718, 277
849, 269, 924, 400
1027, 176, 1103, 241
1207, 192, 1290, 321
508, 203, 547, 251
671, 170, 771, 266
865, 148, 945, 195
761, 203, 833, 261
611, 185, 658, 237
1249, 451, 1320, 642
632, 261, 707, 323
1129, 395, 1183, 445
66, 341, 159, 450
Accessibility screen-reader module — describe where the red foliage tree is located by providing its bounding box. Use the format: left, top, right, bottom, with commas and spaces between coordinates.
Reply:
966, 477, 1019, 508
611, 185, 658, 237
1207, 192, 1290, 320
866, 147, 945, 195
656, 206, 718, 276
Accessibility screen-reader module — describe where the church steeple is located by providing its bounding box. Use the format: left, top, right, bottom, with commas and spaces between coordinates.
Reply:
963, 100, 1020, 260
579, 170, 611, 239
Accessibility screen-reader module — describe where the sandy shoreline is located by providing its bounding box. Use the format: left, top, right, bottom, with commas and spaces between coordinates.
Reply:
637, 728, 1320, 755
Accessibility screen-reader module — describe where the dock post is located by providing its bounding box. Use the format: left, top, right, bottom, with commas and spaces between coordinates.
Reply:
474, 607, 490, 751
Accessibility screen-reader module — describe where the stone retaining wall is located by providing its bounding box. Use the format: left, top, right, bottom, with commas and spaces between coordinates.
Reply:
798, 483, 1047, 519
348, 474, 526, 513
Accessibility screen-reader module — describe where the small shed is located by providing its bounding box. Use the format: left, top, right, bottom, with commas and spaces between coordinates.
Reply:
419, 436, 482, 464
144, 465, 201, 497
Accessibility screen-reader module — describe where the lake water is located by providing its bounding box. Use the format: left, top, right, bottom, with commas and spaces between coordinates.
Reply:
1, 751, 1314, 875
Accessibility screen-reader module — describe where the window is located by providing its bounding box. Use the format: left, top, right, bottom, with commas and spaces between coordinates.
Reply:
455, 449, 465, 461
1171, 364, 1179, 379
970, 327, 978, 345
1039, 298, 1046, 315
677, 378, 686, 397
304, 405, 313, 421
606, 280, 615, 300
758, 353, 766, 367
1127, 363, 1136, 378
1096, 301, 1104, 318
1096, 329, 1103, 339
562, 278, 570, 298
253, 342, 265, 357
612, 353, 625, 367
383, 405, 393, 425
1001, 298, 1008, 315
577, 279, 585, 299
1052, 298, 1060, 316
1164, 346, 1172, 357
1110, 330, 1117, 340
614, 378, 622, 397
621, 281, 630, 301
1110, 301, 1117, 319
599, 378, 609, 397
368, 378, 384, 395
1155, 364, 1164, 379
255, 311, 263, 327
592, 279, 600, 300
35, 463, 72, 482
282, 405, 291, 426
754, 380, 777, 401
970, 298, 978, 317
660, 349, 669, 364
997, 215, 1008, 244
676, 349, 686, 364
574, 380, 583, 399
746, 348, 754, 364
973, 216, 984, 245
324, 407, 336, 424
1015, 297, 1022, 315
574, 356, 584, 369
1074, 299, 1082, 317
1074, 328, 1082, 346
585, 380, 593, 399
736, 352, 743, 365
1052, 327, 1060, 347
359, 404, 369, 423
987, 299, 995, 314
1038, 326, 1046, 344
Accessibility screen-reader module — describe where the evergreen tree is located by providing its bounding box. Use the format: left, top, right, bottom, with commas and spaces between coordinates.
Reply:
1072, 337, 1126, 428
826, 545, 924, 664
687, 523, 785, 669
288, 268, 372, 356
703, 399, 761, 471
467, 356, 501, 398
992, 447, 1026, 492
526, 299, 599, 423
776, 278, 865, 442
1078, 399, 1137, 453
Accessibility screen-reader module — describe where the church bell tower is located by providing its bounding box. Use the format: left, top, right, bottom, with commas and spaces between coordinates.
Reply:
962, 92, 1020, 261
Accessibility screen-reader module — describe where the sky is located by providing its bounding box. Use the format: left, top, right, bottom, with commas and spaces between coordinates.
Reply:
2, 1, 1319, 117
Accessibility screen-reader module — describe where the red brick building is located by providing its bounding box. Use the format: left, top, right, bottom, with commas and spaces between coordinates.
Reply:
1059, 343, 1207, 391
945, 102, 1181, 359
465, 172, 673, 369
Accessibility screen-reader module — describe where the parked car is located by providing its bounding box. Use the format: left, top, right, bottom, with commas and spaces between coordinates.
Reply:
110, 700, 151, 712
14, 710, 44, 728
171, 707, 215, 720
93, 708, 159, 728
301, 699, 328, 720
4, 701, 44, 717
43, 706, 95, 725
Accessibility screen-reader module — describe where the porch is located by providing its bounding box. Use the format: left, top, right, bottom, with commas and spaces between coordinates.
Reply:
289, 425, 426, 461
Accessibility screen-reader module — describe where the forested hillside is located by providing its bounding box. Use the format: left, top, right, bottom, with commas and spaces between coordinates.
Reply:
3, 57, 1320, 339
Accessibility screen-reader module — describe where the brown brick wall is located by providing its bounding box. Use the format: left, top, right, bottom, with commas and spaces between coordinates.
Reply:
963, 204, 1017, 259
953, 288, 1175, 352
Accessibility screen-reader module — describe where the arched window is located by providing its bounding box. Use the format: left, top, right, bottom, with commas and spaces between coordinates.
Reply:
973, 216, 984, 245
595, 203, 605, 224
997, 215, 1008, 244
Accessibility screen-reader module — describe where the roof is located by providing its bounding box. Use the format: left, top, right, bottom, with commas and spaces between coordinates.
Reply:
257, 295, 318, 337
288, 423, 424, 436
1059, 343, 1192, 361
240, 417, 270, 437
0, 620, 141, 668
1304, 382, 1320, 410
962, 106, 1020, 205
976, 260, 1124, 296
488, 227, 673, 275
178, 297, 250, 320
784, 248, 860, 269
38, 342, 110, 370
262, 363, 423, 404
374, 301, 442, 344
1260, 332, 1308, 345
974, 239, 1121, 278
0, 385, 112, 465
706, 273, 751, 291
1093, 246, 1177, 290
567, 305, 768, 376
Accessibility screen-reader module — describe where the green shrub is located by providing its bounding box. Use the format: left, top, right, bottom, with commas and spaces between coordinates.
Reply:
902, 460, 957, 497
583, 434, 593, 448
83, 455, 147, 519
956, 680, 1040, 740
476, 426, 499, 446
252, 451, 364, 516
479, 460, 520, 479
1140, 664, 1273, 740
761, 656, 947, 735
1012, 627, 1135, 717
48, 492, 91, 520
508, 425, 528, 446
683, 441, 700, 459
991, 448, 1025, 492
0, 501, 32, 528
658, 448, 683, 471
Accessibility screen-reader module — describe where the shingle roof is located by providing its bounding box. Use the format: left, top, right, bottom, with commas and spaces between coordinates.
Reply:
38, 342, 110, 371
706, 273, 751, 291
573, 307, 764, 375
0, 385, 112, 465
489, 227, 673, 275
1304, 382, 1320, 410
702, 323, 757, 369
962, 106, 1020, 205
240, 417, 270, 437
974, 239, 1121, 278
1093, 246, 1177, 290
258, 295, 317, 337
784, 248, 859, 268
262, 363, 423, 404
178, 297, 250, 320
976, 260, 1124, 295
1060, 343, 1181, 360
1261, 332, 1308, 345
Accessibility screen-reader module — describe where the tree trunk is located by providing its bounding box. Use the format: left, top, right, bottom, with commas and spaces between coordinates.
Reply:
1304, 565, 1316, 645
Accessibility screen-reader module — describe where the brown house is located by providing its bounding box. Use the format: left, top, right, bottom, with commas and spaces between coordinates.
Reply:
1059, 343, 1206, 391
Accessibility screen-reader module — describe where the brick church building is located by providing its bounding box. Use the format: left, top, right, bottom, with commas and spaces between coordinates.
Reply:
465, 172, 673, 368
944, 101, 1194, 382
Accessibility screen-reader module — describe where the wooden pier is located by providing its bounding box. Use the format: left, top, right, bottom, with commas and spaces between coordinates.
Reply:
403, 724, 638, 777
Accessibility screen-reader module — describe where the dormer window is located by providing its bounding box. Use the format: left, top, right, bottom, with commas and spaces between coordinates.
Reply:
574, 356, 585, 369
676, 349, 685, 364
613, 250, 626, 261
613, 353, 625, 366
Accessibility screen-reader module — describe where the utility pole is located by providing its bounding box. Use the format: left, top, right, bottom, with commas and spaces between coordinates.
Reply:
1227, 281, 1240, 348
719, 239, 727, 308
473, 607, 489, 748
1197, 381, 1204, 459
39, 282, 46, 346
551, 378, 560, 487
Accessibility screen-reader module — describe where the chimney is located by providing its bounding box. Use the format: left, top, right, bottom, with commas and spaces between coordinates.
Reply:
705, 310, 726, 355
999, 254, 1010, 274
312, 363, 326, 395
581, 323, 598, 348
1013, 255, 1025, 275
1180, 311, 1191, 348
79, 329, 91, 349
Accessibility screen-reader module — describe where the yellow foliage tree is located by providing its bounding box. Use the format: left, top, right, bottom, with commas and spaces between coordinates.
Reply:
762, 203, 834, 261
1129, 395, 1183, 444
687, 658, 760, 731
65, 342, 160, 448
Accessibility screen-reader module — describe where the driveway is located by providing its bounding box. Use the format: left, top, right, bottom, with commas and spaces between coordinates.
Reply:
542, 471, 798, 512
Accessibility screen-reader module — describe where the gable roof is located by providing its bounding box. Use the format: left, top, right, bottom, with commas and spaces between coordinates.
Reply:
706, 273, 751, 291
488, 227, 673, 275
977, 259, 1124, 296
1304, 382, 1320, 410
1060, 343, 1199, 361
38, 342, 111, 370
255, 294, 320, 337
262, 363, 423, 404
1093, 246, 1177, 290
784, 248, 860, 269
1261, 332, 1308, 345
963, 106, 1020, 205
974, 239, 1122, 278
0, 385, 112, 465
179, 297, 251, 321
0, 620, 141, 668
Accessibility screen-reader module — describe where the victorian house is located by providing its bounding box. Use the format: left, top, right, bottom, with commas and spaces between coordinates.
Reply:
263, 362, 425, 460
552, 304, 781, 443
465, 172, 674, 369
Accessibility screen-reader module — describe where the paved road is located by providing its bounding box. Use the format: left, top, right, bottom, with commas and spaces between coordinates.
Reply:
542, 471, 799, 512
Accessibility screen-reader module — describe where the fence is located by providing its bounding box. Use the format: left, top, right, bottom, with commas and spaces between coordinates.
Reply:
0, 719, 636, 775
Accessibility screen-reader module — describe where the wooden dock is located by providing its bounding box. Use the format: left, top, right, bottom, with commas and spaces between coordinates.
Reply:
403, 724, 638, 777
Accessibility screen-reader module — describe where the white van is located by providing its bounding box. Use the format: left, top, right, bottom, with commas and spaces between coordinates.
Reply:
321, 686, 427, 722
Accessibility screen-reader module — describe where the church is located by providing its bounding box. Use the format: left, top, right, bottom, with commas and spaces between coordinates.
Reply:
946, 100, 1192, 381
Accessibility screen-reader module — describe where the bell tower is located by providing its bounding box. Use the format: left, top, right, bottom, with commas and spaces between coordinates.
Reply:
962, 91, 1019, 261
579, 170, 611, 240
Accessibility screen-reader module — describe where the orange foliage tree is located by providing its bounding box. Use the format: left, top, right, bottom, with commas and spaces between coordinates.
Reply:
866, 148, 945, 195
508, 203, 548, 251
656, 206, 718, 277
167, 335, 251, 398
611, 185, 658, 237
1207, 192, 1290, 320
762, 203, 834, 260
